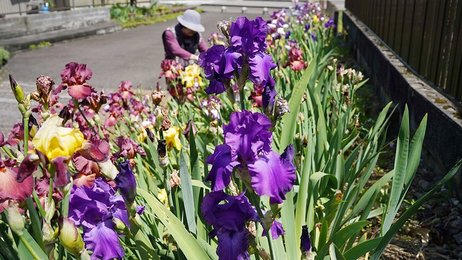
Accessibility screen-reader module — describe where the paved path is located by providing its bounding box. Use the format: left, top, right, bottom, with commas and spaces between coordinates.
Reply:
0, 11, 268, 132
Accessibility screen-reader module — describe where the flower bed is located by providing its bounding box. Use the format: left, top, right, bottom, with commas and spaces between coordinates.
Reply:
0, 3, 460, 260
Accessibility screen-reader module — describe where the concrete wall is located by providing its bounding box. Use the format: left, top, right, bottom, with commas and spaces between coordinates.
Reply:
0, 7, 110, 40
0, 0, 133, 16
343, 10, 462, 180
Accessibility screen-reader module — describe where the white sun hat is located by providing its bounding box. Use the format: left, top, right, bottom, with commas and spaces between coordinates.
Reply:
177, 10, 205, 33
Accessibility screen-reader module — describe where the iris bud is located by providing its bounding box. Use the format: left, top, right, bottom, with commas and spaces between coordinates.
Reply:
7, 203, 24, 235
59, 218, 84, 256
9, 74, 25, 104
98, 160, 119, 180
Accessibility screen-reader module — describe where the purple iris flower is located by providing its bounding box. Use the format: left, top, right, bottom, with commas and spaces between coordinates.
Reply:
324, 18, 335, 29
216, 229, 250, 260
69, 178, 128, 259
206, 111, 295, 205
311, 33, 317, 42
223, 111, 272, 163
201, 191, 258, 260
262, 81, 277, 111
205, 144, 240, 191
116, 160, 137, 205
229, 17, 268, 56
84, 220, 124, 260
300, 225, 311, 253
199, 45, 242, 94
262, 220, 285, 239
248, 145, 296, 204
136, 205, 145, 215
201, 191, 258, 232
206, 80, 227, 95
248, 53, 276, 86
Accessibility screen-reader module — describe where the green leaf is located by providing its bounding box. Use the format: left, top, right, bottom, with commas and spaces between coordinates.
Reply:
25, 198, 43, 250
329, 243, 346, 260
343, 237, 381, 259
372, 160, 462, 259
331, 221, 368, 249
294, 121, 315, 250
0, 226, 19, 260
404, 114, 427, 187
280, 58, 316, 260
279, 59, 316, 150
179, 152, 197, 234
138, 189, 211, 259
18, 230, 48, 260
191, 180, 210, 191
349, 171, 393, 219
197, 238, 218, 260
318, 221, 368, 258
382, 106, 410, 234
133, 227, 160, 260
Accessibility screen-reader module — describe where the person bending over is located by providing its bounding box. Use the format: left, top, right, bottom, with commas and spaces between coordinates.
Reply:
162, 9, 208, 66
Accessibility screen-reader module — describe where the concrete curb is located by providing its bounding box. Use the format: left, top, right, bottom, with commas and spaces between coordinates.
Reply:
343, 10, 462, 178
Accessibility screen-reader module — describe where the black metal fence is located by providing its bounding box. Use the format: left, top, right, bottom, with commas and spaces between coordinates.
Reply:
346, 0, 462, 103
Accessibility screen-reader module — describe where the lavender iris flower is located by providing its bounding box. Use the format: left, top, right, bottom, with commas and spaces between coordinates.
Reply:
201, 191, 258, 260
69, 178, 128, 259
116, 160, 137, 205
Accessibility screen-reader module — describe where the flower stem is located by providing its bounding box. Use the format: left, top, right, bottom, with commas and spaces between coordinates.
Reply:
239, 87, 246, 111
1, 147, 15, 159
23, 111, 30, 154
74, 99, 98, 136
248, 194, 276, 259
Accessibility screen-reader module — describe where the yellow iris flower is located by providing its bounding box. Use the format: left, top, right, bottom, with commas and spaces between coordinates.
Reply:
180, 64, 203, 89
312, 15, 319, 24
164, 126, 182, 151
32, 116, 85, 160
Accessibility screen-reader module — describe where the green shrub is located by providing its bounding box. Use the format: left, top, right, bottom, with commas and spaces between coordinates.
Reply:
0, 47, 9, 66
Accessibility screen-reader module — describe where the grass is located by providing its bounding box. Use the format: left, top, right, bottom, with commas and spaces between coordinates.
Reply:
121, 12, 183, 28
29, 41, 52, 49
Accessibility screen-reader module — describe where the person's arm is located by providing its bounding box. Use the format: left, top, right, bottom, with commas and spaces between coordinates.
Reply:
198, 39, 208, 52
163, 30, 193, 60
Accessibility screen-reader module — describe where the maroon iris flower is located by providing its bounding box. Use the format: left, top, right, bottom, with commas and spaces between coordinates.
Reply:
58, 62, 95, 100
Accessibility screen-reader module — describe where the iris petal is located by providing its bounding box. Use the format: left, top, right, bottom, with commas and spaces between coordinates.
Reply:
248, 145, 296, 204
